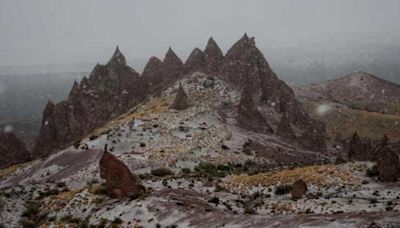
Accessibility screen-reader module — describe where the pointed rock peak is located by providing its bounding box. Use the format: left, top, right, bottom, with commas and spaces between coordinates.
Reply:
43, 99, 55, 117
164, 47, 183, 66
147, 56, 163, 65
142, 56, 165, 78
69, 80, 79, 97
185, 48, 205, 65
170, 83, 188, 110
224, 33, 263, 62
106, 46, 127, 66
46, 99, 55, 108
205, 37, 223, 55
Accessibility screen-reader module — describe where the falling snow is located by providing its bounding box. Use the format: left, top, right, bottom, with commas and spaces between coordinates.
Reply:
3, 125, 13, 133
316, 104, 332, 116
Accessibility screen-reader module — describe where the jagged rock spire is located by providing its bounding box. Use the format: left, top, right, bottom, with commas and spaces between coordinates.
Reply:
184, 48, 206, 73
276, 111, 296, 140
170, 83, 188, 110
348, 131, 363, 160
237, 86, 273, 133
43, 99, 55, 116
0, 132, 31, 169
204, 37, 224, 74
68, 80, 79, 98
106, 46, 126, 67
164, 47, 183, 66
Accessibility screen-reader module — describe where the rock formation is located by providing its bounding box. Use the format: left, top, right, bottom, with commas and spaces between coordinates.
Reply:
376, 146, 400, 182
99, 146, 145, 199
170, 83, 189, 110
291, 179, 307, 200
141, 56, 166, 94
34, 35, 327, 158
276, 112, 296, 140
0, 132, 31, 169
347, 132, 380, 161
348, 132, 365, 161
218, 33, 326, 151
204, 37, 224, 74
298, 123, 327, 151
237, 86, 273, 133
184, 48, 206, 73
163, 47, 184, 82
33, 47, 146, 158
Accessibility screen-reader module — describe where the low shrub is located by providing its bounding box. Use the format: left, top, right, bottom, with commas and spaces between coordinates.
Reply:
274, 184, 293, 195
151, 168, 174, 177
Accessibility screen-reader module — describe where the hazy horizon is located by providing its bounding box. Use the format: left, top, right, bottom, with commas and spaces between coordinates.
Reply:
1, 0, 400, 67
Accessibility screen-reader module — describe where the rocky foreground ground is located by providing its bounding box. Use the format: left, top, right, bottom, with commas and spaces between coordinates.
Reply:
1, 73, 399, 227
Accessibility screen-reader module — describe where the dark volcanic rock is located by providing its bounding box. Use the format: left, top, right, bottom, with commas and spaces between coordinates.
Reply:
184, 48, 206, 73
142, 56, 166, 94
376, 146, 400, 182
171, 83, 189, 110
298, 122, 327, 151
164, 47, 184, 81
0, 132, 31, 169
100, 148, 145, 199
204, 37, 224, 74
237, 87, 273, 133
276, 112, 296, 140
33, 47, 145, 158
219, 34, 326, 151
34, 35, 327, 158
347, 132, 376, 161
291, 179, 307, 200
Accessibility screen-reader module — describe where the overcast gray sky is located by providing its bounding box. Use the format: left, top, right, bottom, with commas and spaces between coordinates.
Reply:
1, 0, 400, 66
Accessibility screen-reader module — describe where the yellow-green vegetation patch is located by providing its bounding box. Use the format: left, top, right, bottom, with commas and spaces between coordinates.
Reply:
0, 161, 32, 179
223, 164, 361, 192
303, 101, 400, 142
41, 190, 81, 212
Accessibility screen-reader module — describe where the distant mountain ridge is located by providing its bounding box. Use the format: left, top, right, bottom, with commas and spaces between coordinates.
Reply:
295, 71, 400, 115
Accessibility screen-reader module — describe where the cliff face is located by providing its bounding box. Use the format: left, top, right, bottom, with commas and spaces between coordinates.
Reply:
0, 132, 31, 169
33, 35, 326, 158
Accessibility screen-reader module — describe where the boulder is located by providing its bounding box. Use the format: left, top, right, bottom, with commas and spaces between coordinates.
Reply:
376, 145, 400, 182
0, 132, 31, 169
291, 179, 307, 200
170, 83, 188, 110
99, 146, 145, 199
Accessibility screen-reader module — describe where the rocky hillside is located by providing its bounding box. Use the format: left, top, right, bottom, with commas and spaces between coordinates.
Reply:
1, 72, 399, 227
1, 35, 400, 228
294, 72, 400, 142
33, 34, 326, 159
295, 71, 400, 115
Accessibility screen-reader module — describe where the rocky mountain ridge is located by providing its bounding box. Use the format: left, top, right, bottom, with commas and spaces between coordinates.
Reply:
33, 34, 326, 158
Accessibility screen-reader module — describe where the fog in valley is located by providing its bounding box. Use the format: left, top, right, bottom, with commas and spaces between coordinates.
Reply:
1, 0, 400, 142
